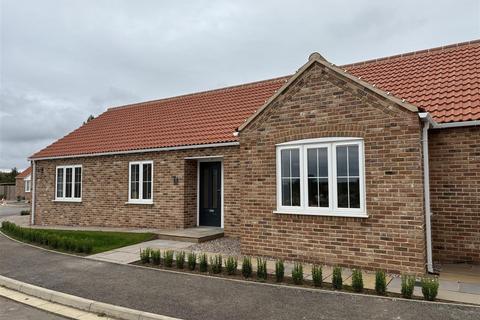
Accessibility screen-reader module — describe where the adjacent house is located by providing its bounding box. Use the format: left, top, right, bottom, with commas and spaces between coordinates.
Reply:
15, 167, 32, 202
28, 40, 479, 274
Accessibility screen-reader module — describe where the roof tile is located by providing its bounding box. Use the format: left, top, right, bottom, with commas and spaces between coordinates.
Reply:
31, 40, 479, 159
344, 40, 480, 123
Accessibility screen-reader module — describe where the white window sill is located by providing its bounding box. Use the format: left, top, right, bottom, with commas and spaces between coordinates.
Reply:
125, 201, 153, 205
273, 210, 368, 218
53, 199, 82, 203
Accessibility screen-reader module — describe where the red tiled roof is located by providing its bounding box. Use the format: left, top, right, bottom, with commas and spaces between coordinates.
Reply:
31, 40, 479, 159
30, 77, 289, 159
343, 40, 480, 123
16, 167, 32, 179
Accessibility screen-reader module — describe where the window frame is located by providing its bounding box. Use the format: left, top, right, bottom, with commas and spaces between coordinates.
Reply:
275, 138, 367, 218
128, 160, 154, 204
55, 165, 82, 202
276, 146, 304, 212
24, 175, 31, 193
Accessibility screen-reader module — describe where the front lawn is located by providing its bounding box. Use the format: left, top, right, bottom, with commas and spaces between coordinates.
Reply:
1, 221, 156, 254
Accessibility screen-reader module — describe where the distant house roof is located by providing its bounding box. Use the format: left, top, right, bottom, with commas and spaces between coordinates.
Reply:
30, 40, 479, 160
16, 167, 32, 179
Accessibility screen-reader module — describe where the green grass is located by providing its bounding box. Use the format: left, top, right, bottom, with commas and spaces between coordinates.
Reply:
34, 229, 157, 254
1, 221, 156, 254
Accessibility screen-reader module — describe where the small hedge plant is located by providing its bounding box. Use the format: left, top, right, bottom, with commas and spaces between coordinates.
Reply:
210, 254, 222, 274
375, 270, 387, 295
151, 249, 161, 265
176, 251, 186, 269
292, 262, 303, 285
312, 265, 322, 287
225, 256, 238, 275
163, 250, 174, 267
199, 253, 208, 272
332, 266, 343, 290
275, 260, 284, 282
401, 275, 416, 299
257, 258, 267, 281
351, 269, 363, 292
187, 252, 197, 271
1, 222, 93, 254
421, 277, 439, 301
242, 256, 252, 278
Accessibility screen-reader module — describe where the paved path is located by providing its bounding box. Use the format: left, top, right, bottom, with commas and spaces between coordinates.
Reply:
89, 239, 192, 264
0, 234, 479, 320
0, 296, 68, 320
0, 203, 29, 218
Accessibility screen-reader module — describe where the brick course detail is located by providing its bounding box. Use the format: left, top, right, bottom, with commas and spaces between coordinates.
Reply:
33, 146, 241, 237
429, 126, 480, 264
238, 62, 427, 274
15, 177, 31, 202
31, 61, 479, 274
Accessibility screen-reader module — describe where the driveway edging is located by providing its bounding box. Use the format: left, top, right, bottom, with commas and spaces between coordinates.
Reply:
0, 275, 181, 320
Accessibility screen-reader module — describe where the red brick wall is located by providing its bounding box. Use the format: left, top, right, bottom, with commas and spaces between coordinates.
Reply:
239, 62, 426, 274
33, 146, 241, 237
429, 126, 480, 264
15, 177, 31, 201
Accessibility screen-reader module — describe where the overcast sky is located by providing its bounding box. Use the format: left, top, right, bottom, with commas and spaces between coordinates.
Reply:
0, 0, 479, 170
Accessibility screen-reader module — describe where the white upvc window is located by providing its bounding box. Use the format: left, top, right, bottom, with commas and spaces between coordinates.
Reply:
275, 138, 366, 217
24, 175, 31, 193
128, 161, 153, 204
55, 165, 82, 202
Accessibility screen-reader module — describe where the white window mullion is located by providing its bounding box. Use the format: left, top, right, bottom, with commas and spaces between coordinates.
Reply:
316, 148, 320, 207
139, 163, 144, 201
72, 167, 76, 199
62, 168, 66, 200
328, 145, 333, 212
346, 146, 350, 208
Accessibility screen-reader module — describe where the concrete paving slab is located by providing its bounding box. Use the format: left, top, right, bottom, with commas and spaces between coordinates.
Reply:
438, 279, 461, 292
437, 290, 480, 305
460, 283, 480, 295
88, 239, 194, 264
387, 277, 422, 297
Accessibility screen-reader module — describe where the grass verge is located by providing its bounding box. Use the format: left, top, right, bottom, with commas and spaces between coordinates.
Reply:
1, 221, 157, 254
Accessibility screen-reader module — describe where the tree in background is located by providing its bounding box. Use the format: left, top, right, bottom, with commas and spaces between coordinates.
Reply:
0, 167, 19, 184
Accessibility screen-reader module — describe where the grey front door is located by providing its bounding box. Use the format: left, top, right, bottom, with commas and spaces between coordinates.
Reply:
199, 161, 221, 227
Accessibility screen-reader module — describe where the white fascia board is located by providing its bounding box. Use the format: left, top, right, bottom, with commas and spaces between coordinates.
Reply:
29, 142, 239, 161
419, 112, 479, 129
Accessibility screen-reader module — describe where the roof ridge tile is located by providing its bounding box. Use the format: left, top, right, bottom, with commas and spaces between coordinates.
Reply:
342, 39, 480, 69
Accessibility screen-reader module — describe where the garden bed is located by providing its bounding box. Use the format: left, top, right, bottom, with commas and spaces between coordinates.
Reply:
132, 248, 443, 303
1, 221, 157, 255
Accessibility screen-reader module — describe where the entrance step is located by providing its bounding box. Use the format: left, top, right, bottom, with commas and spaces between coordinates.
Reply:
155, 227, 224, 243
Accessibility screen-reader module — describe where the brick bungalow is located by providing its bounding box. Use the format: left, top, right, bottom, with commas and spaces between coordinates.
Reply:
28, 40, 479, 274
15, 167, 32, 202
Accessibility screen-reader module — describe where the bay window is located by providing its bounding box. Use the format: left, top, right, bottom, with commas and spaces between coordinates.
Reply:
55, 165, 82, 201
276, 138, 366, 217
128, 161, 153, 204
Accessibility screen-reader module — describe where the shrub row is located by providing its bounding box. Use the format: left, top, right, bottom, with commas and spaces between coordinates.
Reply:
1, 221, 93, 254
138, 248, 439, 301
